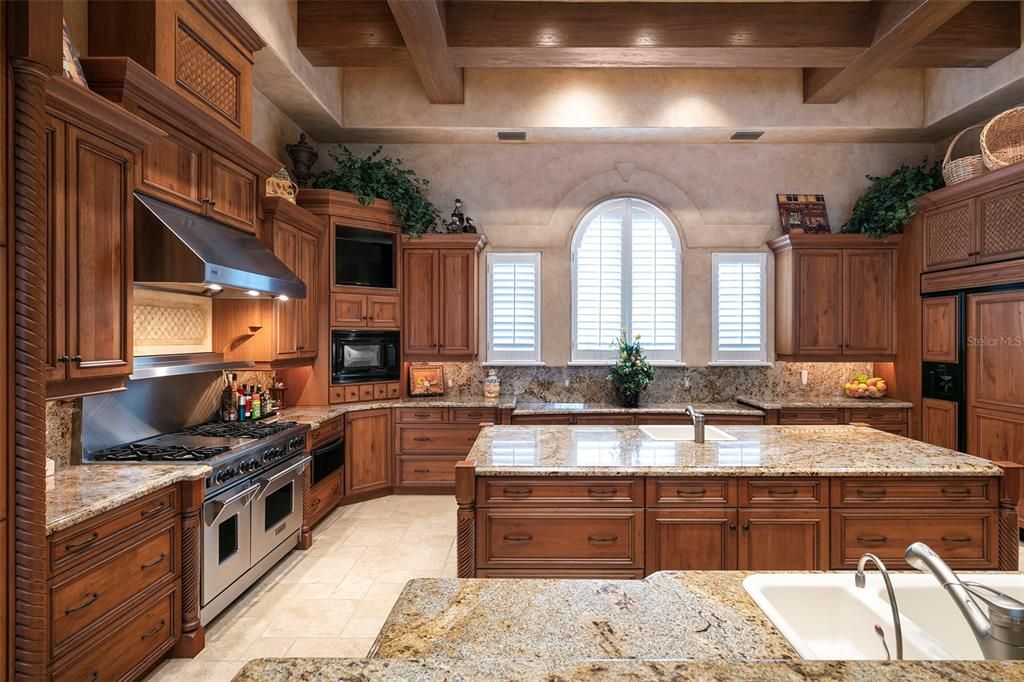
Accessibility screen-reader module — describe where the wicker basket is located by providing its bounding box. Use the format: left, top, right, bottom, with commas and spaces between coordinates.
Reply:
942, 124, 987, 185
981, 107, 1024, 169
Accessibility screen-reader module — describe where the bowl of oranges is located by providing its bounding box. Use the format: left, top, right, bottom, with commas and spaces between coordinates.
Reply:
843, 374, 887, 399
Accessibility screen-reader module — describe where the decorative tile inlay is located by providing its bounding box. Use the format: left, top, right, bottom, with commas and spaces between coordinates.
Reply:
133, 288, 212, 355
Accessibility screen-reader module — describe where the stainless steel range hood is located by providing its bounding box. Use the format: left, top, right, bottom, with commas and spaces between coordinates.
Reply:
130, 353, 254, 380
133, 192, 307, 300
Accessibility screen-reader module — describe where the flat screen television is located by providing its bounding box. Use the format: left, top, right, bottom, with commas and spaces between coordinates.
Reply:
335, 226, 395, 288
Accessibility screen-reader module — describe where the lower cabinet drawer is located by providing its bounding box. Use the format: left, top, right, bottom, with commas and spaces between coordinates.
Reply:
647, 478, 736, 506
847, 408, 907, 424
397, 456, 462, 485
309, 469, 343, 526
779, 408, 841, 425
831, 510, 998, 569
52, 583, 180, 682
51, 520, 178, 655
739, 478, 828, 507
397, 426, 480, 454
831, 478, 999, 507
479, 478, 643, 506
478, 509, 643, 569
450, 407, 499, 424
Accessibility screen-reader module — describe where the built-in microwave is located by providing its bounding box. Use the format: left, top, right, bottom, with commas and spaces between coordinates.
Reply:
331, 330, 400, 384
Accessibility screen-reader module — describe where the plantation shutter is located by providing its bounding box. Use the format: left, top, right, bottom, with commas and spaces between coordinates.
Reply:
487, 253, 541, 363
630, 204, 678, 352
712, 253, 768, 363
574, 202, 624, 355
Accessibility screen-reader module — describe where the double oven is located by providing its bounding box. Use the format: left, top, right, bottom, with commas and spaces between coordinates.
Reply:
202, 446, 309, 624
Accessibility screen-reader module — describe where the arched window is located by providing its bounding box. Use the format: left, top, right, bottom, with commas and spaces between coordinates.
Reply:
571, 197, 681, 362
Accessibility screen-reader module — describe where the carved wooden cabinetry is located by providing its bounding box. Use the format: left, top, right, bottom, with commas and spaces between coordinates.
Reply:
394, 407, 498, 492
88, 0, 264, 139
770, 234, 899, 361
44, 77, 164, 399
345, 408, 393, 496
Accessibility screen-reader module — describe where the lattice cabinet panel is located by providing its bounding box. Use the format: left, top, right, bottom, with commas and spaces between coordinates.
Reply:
922, 200, 974, 271
978, 185, 1024, 263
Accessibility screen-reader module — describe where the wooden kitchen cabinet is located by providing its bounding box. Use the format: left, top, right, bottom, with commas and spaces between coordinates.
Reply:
645, 509, 738, 571
345, 408, 393, 496
88, 0, 264, 139
330, 293, 400, 329
922, 295, 959, 363
737, 509, 829, 570
213, 198, 323, 367
44, 78, 164, 399
771, 234, 899, 361
80, 57, 281, 235
401, 234, 485, 360
922, 398, 958, 450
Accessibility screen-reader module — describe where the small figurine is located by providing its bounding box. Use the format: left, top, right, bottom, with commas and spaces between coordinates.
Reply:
285, 133, 318, 187
443, 198, 478, 233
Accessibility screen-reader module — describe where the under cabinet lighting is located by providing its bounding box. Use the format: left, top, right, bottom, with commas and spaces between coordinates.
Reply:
205, 284, 223, 291
246, 290, 261, 297
276, 295, 289, 302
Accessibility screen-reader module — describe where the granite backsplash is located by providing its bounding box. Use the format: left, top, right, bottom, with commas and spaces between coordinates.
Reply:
415, 361, 873, 404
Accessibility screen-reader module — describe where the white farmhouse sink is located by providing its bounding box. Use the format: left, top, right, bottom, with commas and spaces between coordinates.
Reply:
743, 572, 1024, 660
639, 425, 736, 441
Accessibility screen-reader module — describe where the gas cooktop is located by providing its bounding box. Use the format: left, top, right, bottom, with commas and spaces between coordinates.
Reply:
91, 443, 231, 462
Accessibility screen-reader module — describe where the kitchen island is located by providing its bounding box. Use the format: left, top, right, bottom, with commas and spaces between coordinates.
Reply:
455, 425, 1021, 578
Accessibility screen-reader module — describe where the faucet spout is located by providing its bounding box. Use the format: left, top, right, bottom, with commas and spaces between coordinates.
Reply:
684, 404, 705, 444
855, 553, 903, 660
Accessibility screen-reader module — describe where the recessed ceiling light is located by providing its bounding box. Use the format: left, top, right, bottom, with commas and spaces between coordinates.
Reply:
730, 131, 765, 141
497, 131, 527, 142
246, 290, 261, 297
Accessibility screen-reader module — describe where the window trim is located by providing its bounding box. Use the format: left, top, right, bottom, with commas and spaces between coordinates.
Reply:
486, 251, 542, 364
711, 251, 769, 365
570, 197, 682, 363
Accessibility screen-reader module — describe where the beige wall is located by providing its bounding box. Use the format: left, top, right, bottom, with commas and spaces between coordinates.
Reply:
253, 87, 314, 167
327, 141, 931, 366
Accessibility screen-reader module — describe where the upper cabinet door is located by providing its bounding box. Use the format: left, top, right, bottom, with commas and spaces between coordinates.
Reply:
45, 116, 68, 383
206, 150, 259, 233
273, 224, 300, 358
65, 127, 134, 380
367, 294, 400, 329
922, 200, 975, 272
438, 250, 476, 356
297, 231, 320, 355
794, 250, 844, 355
402, 249, 439, 355
976, 185, 1024, 265
922, 295, 958, 363
843, 249, 894, 356
133, 104, 206, 213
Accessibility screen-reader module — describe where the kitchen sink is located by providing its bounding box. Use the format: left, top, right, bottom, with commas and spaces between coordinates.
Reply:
639, 425, 736, 441
742, 573, 999, 660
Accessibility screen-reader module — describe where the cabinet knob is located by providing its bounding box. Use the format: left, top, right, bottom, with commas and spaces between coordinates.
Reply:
742, 521, 750, 531
208, 199, 216, 207
57, 355, 70, 364
72, 355, 82, 363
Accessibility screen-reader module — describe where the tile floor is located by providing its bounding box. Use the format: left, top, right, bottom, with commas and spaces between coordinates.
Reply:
146, 494, 458, 682
146, 495, 1024, 681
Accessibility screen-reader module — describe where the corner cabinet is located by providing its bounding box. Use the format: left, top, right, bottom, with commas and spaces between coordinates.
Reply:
44, 77, 165, 399
402, 234, 486, 360
771, 233, 899, 361
344, 408, 393, 496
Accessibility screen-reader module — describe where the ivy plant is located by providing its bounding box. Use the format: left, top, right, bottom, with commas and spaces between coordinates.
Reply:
841, 159, 944, 238
313, 146, 441, 236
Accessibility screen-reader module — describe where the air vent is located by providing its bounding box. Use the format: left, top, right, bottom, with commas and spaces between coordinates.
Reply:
730, 131, 765, 141
497, 130, 527, 142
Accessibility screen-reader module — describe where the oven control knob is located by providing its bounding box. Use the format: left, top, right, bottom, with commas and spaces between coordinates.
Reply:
250, 458, 260, 470
289, 436, 305, 451
264, 447, 282, 462
238, 461, 250, 473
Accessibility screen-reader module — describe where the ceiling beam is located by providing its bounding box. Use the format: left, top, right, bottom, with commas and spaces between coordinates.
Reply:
386, 0, 464, 103
803, 0, 973, 104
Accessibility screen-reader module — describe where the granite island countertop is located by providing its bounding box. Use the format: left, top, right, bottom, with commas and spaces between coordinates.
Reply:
513, 400, 764, 416
736, 395, 914, 410
465, 424, 1002, 477
46, 463, 210, 535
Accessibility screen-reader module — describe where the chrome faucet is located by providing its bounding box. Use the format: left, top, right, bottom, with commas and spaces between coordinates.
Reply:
684, 404, 705, 443
855, 553, 904, 660
905, 542, 1024, 660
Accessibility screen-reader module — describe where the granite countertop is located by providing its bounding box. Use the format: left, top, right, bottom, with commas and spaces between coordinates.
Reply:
46, 463, 210, 535
465, 425, 1001, 477
278, 396, 515, 430
513, 401, 764, 416
736, 395, 914, 410
234, 658, 1024, 681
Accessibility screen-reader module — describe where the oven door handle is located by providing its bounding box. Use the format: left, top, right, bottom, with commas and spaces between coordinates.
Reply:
259, 456, 312, 490
204, 483, 261, 527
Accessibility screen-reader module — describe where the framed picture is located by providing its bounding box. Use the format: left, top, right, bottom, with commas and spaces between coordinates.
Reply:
776, 194, 830, 234
409, 365, 446, 396
62, 19, 88, 87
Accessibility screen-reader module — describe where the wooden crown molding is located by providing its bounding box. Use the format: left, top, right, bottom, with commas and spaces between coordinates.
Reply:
190, 0, 266, 55
402, 233, 487, 252
262, 196, 327, 237
917, 160, 1024, 210
45, 76, 165, 150
768, 233, 902, 252
296, 189, 402, 231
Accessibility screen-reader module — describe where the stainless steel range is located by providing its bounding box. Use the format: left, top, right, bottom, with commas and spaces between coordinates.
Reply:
87, 417, 311, 625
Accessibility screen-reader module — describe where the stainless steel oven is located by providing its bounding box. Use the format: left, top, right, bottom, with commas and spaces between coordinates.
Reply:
201, 453, 310, 624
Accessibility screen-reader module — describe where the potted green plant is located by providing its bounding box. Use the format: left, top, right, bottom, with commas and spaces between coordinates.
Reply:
607, 330, 655, 408
313, 146, 441, 236
841, 159, 944, 238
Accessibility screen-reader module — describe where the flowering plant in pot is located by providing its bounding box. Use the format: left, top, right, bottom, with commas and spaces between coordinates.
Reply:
607, 329, 655, 408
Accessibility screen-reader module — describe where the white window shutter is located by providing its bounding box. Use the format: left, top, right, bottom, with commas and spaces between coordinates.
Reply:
630, 205, 678, 353
712, 253, 768, 364
487, 253, 541, 363
574, 205, 623, 354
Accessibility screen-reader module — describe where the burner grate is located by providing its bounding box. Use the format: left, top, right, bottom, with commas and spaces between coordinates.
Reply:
92, 443, 231, 462
178, 421, 298, 439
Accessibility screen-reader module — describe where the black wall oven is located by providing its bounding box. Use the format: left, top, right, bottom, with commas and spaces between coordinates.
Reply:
332, 330, 400, 384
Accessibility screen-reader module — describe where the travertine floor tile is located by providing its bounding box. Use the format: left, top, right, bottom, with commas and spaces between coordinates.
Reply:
285, 637, 376, 658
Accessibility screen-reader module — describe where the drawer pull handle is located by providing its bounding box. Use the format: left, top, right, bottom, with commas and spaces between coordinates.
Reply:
413, 468, 431, 473
587, 535, 618, 543
141, 553, 167, 570
413, 437, 431, 442
588, 488, 618, 496
141, 502, 166, 518
942, 535, 972, 543
856, 488, 887, 498
768, 488, 798, 496
941, 488, 971, 497
141, 619, 166, 640
89, 672, 99, 682
677, 488, 707, 496
311, 499, 321, 508
503, 488, 533, 496
857, 535, 888, 544
64, 532, 99, 552
331, 485, 341, 495
503, 534, 533, 543
465, 412, 483, 418
65, 592, 99, 615
414, 413, 432, 418
742, 521, 750, 531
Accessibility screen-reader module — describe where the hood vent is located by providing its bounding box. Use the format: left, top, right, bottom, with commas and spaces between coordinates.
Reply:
133, 192, 307, 300
730, 130, 765, 141
497, 130, 527, 142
